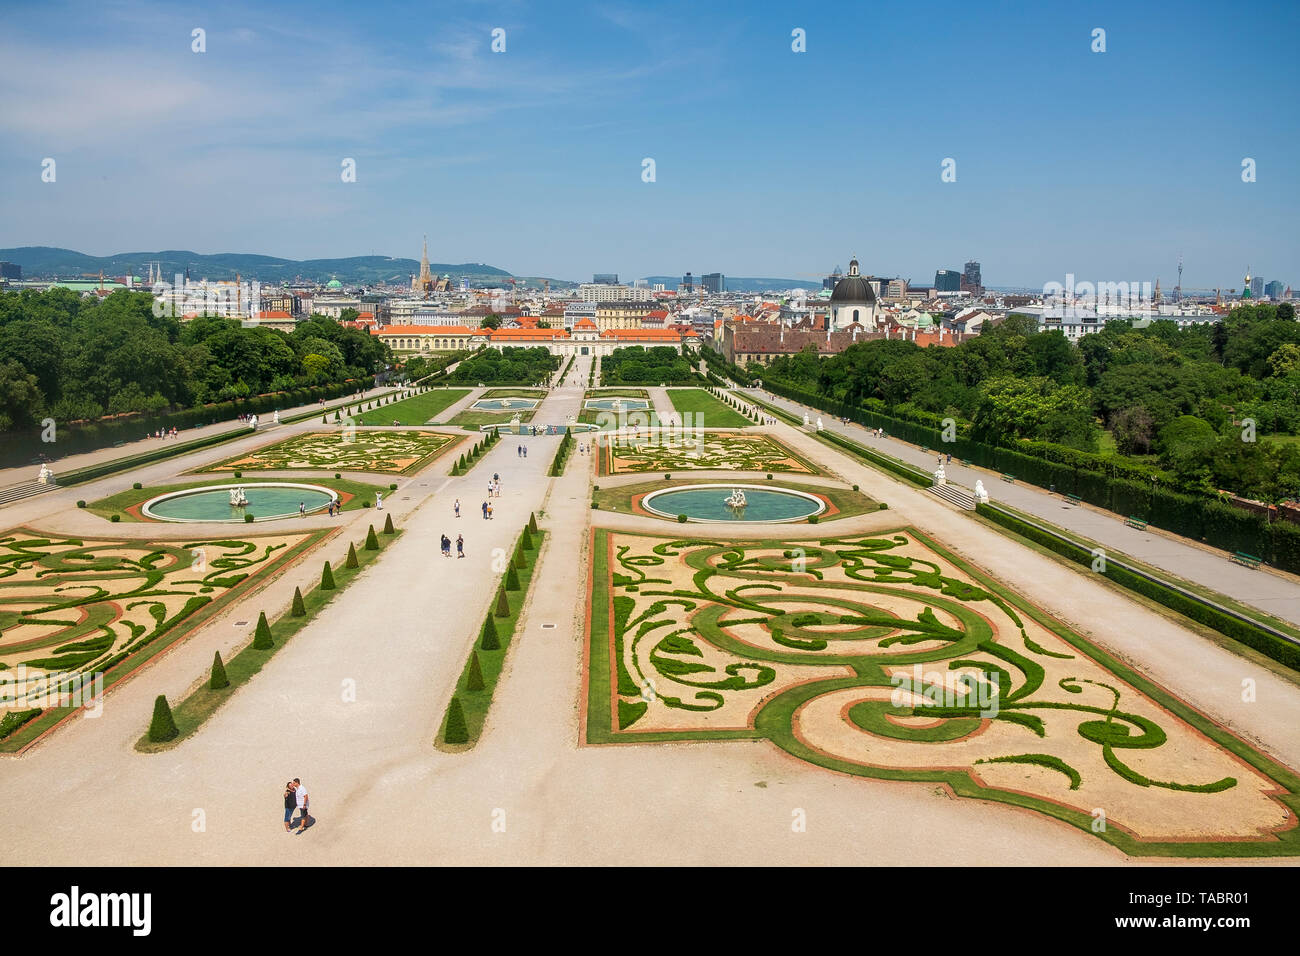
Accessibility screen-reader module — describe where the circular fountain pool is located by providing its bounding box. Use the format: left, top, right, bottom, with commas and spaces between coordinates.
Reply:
469, 397, 540, 411
142, 483, 338, 522
641, 484, 825, 523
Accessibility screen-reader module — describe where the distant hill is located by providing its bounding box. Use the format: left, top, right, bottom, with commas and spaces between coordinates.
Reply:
0, 246, 525, 287
642, 275, 814, 294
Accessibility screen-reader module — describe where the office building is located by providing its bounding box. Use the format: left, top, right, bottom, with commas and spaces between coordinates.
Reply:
1251, 275, 1265, 299
579, 283, 653, 303
702, 272, 725, 294
593, 273, 618, 285
682, 272, 693, 292
1265, 280, 1285, 300
934, 269, 960, 292
963, 260, 982, 292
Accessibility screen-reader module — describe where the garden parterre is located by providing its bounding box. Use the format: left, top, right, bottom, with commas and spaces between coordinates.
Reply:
201, 430, 458, 475
586, 528, 1300, 856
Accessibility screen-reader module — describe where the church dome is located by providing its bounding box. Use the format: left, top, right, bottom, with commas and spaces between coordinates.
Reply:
326, 278, 343, 291
830, 259, 875, 304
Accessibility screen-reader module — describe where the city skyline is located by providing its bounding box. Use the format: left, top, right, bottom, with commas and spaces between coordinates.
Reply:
1, 0, 1296, 289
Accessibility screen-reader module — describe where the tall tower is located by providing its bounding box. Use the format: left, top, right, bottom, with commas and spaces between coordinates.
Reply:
413, 236, 434, 296
1176, 255, 1183, 303
1154, 278, 1162, 305
1242, 266, 1253, 300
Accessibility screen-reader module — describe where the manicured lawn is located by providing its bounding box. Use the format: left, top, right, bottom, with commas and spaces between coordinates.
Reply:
585, 388, 650, 399
354, 387, 469, 425
667, 388, 753, 428
482, 388, 547, 399
450, 408, 539, 427
86, 477, 389, 522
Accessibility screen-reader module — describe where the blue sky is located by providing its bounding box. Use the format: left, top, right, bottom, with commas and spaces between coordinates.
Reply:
1, 0, 1296, 289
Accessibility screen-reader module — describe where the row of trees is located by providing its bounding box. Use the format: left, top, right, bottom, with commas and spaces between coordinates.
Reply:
759, 306, 1300, 502
0, 289, 390, 431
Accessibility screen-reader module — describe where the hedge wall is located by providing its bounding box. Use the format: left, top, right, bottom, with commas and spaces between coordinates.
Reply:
762, 377, 1300, 574
976, 503, 1300, 672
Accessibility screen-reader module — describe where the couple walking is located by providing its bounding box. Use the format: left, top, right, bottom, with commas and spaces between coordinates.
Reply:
441, 533, 464, 558
282, 778, 311, 833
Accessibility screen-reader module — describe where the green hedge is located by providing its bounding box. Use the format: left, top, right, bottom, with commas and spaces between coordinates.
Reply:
976, 503, 1300, 672
762, 377, 1300, 573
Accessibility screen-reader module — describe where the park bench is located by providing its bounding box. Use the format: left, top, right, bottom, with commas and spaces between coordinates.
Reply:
1124, 515, 1148, 530
921, 446, 929, 454
1065, 494, 1082, 506
1000, 474, 1015, 483
1230, 551, 1262, 569
960, 459, 972, 466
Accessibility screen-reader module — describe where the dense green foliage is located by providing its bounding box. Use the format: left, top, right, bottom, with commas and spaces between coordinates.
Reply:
760, 307, 1300, 502
602, 346, 700, 385
448, 346, 558, 385
0, 289, 390, 429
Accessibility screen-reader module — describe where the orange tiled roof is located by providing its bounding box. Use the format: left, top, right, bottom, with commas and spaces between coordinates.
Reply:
372, 325, 487, 336
573, 318, 597, 329
255, 311, 294, 319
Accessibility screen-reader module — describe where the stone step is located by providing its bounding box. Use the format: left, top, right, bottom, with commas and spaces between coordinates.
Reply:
928, 482, 975, 511
0, 480, 53, 507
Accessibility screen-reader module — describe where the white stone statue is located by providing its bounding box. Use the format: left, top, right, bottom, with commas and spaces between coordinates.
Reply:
273, 409, 280, 424
229, 487, 248, 507
974, 480, 989, 503
803, 412, 810, 428
249, 414, 258, 430
933, 464, 947, 485
37, 464, 54, 484
816, 417, 824, 432
724, 488, 747, 509
375, 492, 383, 510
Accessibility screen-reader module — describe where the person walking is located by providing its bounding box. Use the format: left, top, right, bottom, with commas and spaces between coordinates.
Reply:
456, 534, 464, 558
284, 781, 297, 833
299, 501, 306, 517
522, 446, 527, 458
487, 501, 494, 520
481, 500, 488, 520
454, 499, 461, 518
293, 778, 310, 833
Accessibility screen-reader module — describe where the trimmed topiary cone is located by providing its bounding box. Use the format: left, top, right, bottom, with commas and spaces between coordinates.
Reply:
481, 614, 500, 651
345, 542, 359, 569
365, 525, 379, 551
520, 527, 533, 550
495, 585, 511, 616
383, 513, 395, 534
466, 652, 485, 691
513, 543, 527, 569
505, 564, 520, 592
209, 650, 230, 689
528, 512, 538, 534
148, 694, 178, 742
291, 586, 306, 616
321, 561, 336, 590
443, 696, 469, 745
253, 611, 274, 649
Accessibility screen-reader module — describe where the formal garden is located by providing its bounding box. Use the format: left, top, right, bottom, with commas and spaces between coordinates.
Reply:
666, 388, 754, 429
600, 432, 818, 476
585, 528, 1300, 857
0, 526, 322, 750
200, 430, 460, 475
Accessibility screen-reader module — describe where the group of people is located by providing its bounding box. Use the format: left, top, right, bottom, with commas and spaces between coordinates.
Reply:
440, 533, 465, 558
151, 427, 180, 439
515, 445, 529, 458
488, 473, 502, 498
282, 779, 310, 833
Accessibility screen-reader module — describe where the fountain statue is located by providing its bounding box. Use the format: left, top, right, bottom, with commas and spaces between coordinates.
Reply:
510, 413, 522, 435
815, 417, 824, 432
229, 487, 249, 507
724, 488, 748, 509
974, 480, 989, 503
933, 463, 947, 485
273, 409, 280, 425
36, 464, 54, 484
